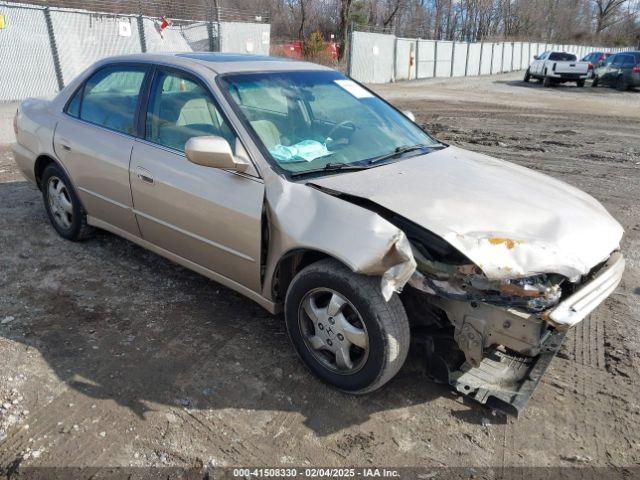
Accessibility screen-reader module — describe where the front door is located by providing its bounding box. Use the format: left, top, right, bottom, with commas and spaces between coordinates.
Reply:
53, 64, 149, 235
130, 67, 264, 292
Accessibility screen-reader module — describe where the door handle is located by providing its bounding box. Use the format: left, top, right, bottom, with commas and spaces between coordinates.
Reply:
136, 167, 154, 185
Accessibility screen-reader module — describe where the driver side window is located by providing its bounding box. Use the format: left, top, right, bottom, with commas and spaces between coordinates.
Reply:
145, 70, 236, 153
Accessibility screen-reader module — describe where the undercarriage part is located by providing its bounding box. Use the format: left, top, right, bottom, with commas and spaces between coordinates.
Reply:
428, 294, 547, 367
446, 331, 565, 417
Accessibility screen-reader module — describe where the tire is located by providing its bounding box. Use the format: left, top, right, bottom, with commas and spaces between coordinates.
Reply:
285, 259, 410, 394
576, 80, 585, 88
41, 163, 93, 241
523, 69, 531, 82
543, 76, 552, 88
592, 76, 599, 87
616, 76, 628, 91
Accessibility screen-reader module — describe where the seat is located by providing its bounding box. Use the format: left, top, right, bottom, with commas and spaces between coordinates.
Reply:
250, 119, 281, 149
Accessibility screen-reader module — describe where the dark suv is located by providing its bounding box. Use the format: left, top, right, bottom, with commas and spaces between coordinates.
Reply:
592, 51, 640, 90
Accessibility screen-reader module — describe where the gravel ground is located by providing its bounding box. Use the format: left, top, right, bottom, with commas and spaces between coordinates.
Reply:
0, 72, 639, 475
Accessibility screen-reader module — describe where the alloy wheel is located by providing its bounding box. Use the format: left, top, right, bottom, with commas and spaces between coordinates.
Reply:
298, 288, 369, 375
47, 176, 73, 230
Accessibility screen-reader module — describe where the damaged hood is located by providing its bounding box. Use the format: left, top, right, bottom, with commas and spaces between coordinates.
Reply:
310, 146, 624, 280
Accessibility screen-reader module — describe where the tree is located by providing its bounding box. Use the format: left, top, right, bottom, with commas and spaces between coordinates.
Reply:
337, 0, 353, 61
593, 0, 629, 33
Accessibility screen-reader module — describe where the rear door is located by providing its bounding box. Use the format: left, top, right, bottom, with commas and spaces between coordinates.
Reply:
129, 66, 264, 292
54, 64, 149, 235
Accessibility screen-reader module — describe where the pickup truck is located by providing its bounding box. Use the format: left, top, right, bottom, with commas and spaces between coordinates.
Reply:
524, 51, 591, 87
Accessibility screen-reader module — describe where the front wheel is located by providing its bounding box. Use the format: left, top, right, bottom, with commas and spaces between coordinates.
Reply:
543, 76, 552, 88
523, 69, 531, 82
285, 259, 410, 394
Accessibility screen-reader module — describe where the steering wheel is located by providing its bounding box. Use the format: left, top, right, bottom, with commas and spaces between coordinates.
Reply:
325, 121, 356, 147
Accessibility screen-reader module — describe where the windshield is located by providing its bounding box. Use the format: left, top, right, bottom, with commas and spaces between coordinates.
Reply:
218, 70, 441, 175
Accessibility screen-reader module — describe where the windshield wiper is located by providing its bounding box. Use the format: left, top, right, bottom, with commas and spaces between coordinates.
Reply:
290, 162, 369, 178
368, 143, 445, 165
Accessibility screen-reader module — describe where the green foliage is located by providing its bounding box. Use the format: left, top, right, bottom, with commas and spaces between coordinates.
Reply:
304, 30, 327, 57
350, 0, 368, 28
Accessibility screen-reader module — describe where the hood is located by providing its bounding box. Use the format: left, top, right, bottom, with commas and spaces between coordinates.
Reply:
310, 146, 624, 280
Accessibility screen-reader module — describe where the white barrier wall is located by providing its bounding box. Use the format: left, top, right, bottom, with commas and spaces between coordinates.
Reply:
219, 22, 270, 55
349, 31, 631, 84
0, 4, 59, 101
51, 11, 142, 82
395, 38, 417, 81
349, 31, 396, 84
0, 2, 271, 101
416, 39, 436, 78
452, 42, 468, 76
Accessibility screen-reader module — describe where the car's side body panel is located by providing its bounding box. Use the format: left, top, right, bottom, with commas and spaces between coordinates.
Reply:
130, 140, 265, 292
53, 118, 141, 236
12, 98, 59, 185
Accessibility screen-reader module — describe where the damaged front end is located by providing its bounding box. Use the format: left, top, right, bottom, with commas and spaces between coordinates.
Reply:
400, 220, 624, 416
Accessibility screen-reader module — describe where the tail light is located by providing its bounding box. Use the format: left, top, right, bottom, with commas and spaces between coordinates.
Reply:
633, 66, 640, 74
13, 110, 18, 137
588, 63, 593, 70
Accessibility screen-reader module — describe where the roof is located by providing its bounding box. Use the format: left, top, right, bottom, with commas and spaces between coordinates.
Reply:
97, 52, 332, 74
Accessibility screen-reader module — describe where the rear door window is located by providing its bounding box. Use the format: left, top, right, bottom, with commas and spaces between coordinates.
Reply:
79, 65, 147, 135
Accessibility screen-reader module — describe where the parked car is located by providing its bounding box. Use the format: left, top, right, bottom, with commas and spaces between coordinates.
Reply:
525, 51, 591, 87
12, 53, 625, 415
592, 51, 640, 90
581, 51, 611, 78
592, 54, 615, 83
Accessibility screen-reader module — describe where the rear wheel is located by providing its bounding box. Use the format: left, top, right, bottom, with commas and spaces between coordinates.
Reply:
41, 164, 93, 241
285, 259, 410, 394
616, 75, 629, 91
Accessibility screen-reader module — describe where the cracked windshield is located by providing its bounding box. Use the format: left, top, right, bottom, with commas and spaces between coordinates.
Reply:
219, 70, 442, 175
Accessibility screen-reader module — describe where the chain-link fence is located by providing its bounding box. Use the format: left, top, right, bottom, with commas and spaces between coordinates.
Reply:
0, 0, 270, 101
348, 26, 632, 84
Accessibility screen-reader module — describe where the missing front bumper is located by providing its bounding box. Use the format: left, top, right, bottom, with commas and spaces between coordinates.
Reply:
432, 330, 566, 417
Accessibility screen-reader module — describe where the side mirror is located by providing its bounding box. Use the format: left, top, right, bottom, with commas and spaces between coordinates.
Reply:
185, 136, 248, 172
533, 55, 539, 60
402, 110, 416, 122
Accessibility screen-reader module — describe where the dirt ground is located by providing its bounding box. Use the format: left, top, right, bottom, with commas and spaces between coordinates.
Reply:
1, 71, 639, 476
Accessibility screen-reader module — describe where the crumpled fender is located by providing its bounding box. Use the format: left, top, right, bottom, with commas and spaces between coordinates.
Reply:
262, 179, 416, 301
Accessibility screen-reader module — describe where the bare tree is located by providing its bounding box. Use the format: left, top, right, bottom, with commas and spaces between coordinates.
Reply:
593, 0, 628, 32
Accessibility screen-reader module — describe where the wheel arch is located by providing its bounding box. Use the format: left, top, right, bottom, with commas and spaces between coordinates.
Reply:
271, 248, 353, 303
34, 154, 59, 190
